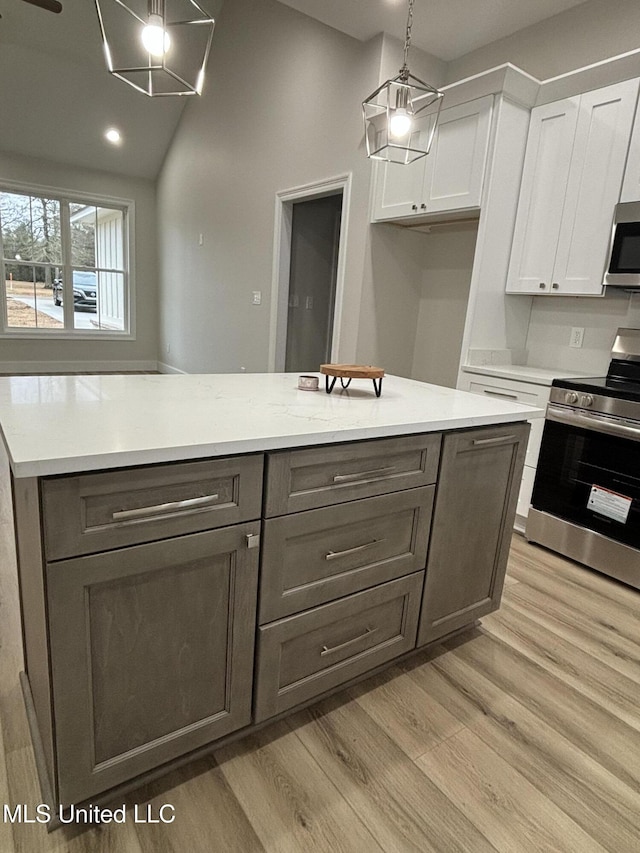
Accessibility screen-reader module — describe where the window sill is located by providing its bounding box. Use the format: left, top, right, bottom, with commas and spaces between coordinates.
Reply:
0, 329, 135, 341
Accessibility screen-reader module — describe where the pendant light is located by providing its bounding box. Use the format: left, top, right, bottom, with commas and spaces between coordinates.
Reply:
362, 0, 444, 164
94, 0, 216, 97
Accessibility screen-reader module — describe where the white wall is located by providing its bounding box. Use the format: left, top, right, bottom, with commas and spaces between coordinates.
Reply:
379, 34, 447, 89
0, 151, 158, 370
411, 225, 477, 388
157, 0, 441, 377
447, 0, 640, 84
525, 292, 640, 375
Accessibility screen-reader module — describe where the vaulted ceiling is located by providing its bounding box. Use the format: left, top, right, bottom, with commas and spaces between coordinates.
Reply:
278, 0, 589, 62
0, 0, 589, 180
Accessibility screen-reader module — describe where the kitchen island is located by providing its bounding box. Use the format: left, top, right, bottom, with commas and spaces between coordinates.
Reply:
0, 373, 541, 814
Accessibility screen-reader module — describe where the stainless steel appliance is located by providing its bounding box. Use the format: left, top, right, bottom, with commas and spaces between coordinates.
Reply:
605, 202, 640, 289
526, 328, 640, 589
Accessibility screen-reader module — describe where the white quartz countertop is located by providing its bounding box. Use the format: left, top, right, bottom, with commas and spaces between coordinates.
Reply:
462, 364, 590, 385
0, 373, 543, 478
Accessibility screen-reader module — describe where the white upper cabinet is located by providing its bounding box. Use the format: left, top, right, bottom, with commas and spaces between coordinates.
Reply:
505, 98, 579, 294
506, 79, 640, 296
620, 92, 640, 202
371, 95, 493, 222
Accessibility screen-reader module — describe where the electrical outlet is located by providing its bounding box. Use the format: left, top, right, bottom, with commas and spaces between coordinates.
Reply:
569, 327, 585, 348
252, 291, 262, 305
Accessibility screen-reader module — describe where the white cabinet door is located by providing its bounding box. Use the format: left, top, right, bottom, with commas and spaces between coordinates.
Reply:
423, 95, 493, 213
372, 157, 427, 221
506, 80, 639, 296
505, 98, 580, 294
370, 96, 493, 222
553, 79, 640, 295
620, 90, 640, 202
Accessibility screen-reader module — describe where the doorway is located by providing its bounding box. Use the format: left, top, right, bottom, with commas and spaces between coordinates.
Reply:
269, 174, 351, 373
284, 194, 342, 372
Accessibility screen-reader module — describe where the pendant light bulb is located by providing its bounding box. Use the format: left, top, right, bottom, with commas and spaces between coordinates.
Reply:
389, 108, 413, 139
141, 13, 171, 57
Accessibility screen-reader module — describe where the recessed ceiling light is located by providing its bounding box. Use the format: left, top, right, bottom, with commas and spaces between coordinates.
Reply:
105, 128, 122, 145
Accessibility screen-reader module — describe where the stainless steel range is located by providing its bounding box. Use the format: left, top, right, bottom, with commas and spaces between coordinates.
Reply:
526, 327, 640, 589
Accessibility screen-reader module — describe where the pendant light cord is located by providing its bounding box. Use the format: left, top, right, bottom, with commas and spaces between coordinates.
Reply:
400, 0, 415, 78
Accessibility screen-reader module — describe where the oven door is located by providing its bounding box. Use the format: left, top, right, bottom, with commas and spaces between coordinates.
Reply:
532, 406, 640, 550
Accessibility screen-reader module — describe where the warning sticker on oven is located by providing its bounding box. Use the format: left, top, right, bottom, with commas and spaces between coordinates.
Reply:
587, 485, 632, 523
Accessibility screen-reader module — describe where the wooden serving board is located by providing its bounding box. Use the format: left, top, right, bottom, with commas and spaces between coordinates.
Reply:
319, 364, 385, 397
320, 364, 385, 379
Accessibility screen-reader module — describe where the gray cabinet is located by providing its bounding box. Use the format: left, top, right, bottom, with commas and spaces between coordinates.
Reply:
254, 434, 441, 723
417, 423, 528, 646
259, 486, 434, 622
14, 425, 527, 810
42, 455, 263, 560
254, 573, 423, 721
47, 523, 260, 805
265, 433, 441, 516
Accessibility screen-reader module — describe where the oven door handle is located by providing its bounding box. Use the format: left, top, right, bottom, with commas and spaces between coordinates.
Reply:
546, 404, 640, 442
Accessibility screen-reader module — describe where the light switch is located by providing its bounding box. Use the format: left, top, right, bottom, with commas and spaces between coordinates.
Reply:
252, 291, 262, 305
305, 296, 313, 309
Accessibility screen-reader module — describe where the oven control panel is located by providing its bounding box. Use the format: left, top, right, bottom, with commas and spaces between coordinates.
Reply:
550, 386, 639, 421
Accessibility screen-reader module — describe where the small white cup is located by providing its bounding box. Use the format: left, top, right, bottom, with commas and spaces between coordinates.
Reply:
298, 374, 319, 391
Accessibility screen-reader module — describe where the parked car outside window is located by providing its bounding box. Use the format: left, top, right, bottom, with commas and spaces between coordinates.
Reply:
53, 271, 98, 312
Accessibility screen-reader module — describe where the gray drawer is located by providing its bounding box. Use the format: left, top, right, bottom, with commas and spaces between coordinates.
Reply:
254, 572, 423, 722
42, 455, 264, 560
264, 433, 441, 516
259, 486, 434, 623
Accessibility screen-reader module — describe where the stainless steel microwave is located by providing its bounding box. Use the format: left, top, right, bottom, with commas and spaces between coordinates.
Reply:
605, 201, 640, 289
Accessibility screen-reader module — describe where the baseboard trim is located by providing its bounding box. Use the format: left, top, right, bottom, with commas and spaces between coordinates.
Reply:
0, 360, 159, 374
157, 361, 187, 374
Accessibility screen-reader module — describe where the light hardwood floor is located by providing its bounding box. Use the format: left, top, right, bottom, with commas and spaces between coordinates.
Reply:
0, 442, 638, 850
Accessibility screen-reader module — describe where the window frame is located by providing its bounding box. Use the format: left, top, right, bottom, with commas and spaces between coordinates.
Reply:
0, 179, 135, 340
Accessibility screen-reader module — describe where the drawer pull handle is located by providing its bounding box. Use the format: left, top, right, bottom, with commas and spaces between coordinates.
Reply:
112, 494, 220, 522
482, 389, 519, 400
325, 539, 385, 561
472, 435, 516, 447
321, 627, 377, 657
332, 466, 396, 483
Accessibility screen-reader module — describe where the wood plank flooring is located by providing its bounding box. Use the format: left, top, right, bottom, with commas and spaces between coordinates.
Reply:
0, 440, 638, 850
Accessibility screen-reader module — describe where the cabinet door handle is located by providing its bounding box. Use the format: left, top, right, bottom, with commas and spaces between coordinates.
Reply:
472, 435, 516, 447
552, 282, 559, 290
539, 282, 546, 289
321, 627, 377, 656
482, 389, 519, 400
112, 494, 220, 521
333, 466, 396, 483
411, 204, 418, 211
325, 539, 385, 561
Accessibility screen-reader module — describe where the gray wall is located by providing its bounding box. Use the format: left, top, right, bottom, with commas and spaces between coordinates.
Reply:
0, 151, 158, 370
411, 225, 477, 388
157, 0, 439, 377
447, 0, 640, 83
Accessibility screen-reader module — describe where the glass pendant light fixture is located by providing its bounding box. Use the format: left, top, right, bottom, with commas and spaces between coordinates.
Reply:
94, 0, 216, 97
362, 0, 444, 164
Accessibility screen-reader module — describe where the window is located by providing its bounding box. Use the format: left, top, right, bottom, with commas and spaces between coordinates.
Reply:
0, 186, 131, 336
